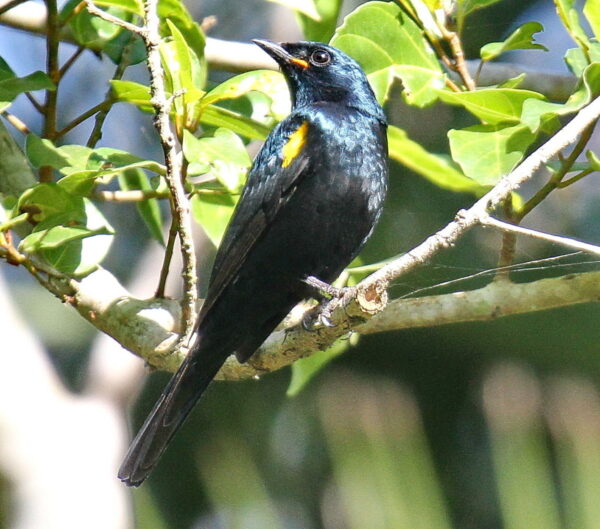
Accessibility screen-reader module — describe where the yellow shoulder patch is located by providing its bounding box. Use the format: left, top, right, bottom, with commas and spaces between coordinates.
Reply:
281, 121, 309, 168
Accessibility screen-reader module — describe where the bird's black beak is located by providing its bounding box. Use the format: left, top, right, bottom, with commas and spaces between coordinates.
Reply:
252, 39, 309, 69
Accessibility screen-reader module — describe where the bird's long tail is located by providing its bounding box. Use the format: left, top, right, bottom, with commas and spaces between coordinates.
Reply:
117, 338, 225, 487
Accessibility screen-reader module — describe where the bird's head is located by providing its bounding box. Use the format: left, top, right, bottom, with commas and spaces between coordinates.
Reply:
253, 40, 384, 121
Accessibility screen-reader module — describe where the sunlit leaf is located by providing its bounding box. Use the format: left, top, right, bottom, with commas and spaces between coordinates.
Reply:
331, 1, 444, 107
298, 0, 342, 42
521, 63, 600, 131
388, 125, 486, 195
183, 129, 251, 192
448, 124, 536, 185
480, 22, 548, 62
191, 192, 238, 247
437, 87, 546, 124
267, 0, 321, 20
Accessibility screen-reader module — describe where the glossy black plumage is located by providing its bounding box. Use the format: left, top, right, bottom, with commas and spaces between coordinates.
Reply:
118, 40, 388, 486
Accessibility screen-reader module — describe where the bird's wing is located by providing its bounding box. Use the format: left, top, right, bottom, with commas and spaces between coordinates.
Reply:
199, 112, 313, 319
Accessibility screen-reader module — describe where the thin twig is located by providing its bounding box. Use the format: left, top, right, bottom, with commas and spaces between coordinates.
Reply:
0, 0, 27, 16
358, 96, 600, 291
155, 217, 178, 298
514, 119, 597, 222
94, 189, 169, 202
86, 32, 136, 148
58, 45, 85, 78
40, 0, 60, 182
83, 0, 145, 36
1, 110, 31, 134
55, 99, 112, 138
481, 216, 600, 257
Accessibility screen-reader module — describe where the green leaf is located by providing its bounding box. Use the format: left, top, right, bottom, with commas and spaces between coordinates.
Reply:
584, 0, 600, 39
387, 125, 485, 194
20, 223, 112, 253
118, 168, 165, 245
191, 192, 238, 247
111, 79, 153, 111
183, 129, 251, 192
0, 71, 54, 103
93, 0, 144, 16
201, 105, 271, 140
26, 135, 72, 169
448, 124, 536, 185
437, 87, 546, 124
480, 22, 548, 62
458, 0, 502, 16
201, 70, 290, 120
267, 0, 320, 19
298, 0, 342, 42
456, 0, 502, 31
40, 199, 114, 275
158, 0, 206, 70
554, 0, 592, 49
564, 43, 600, 76
521, 62, 600, 131
17, 183, 85, 224
161, 18, 206, 123
70, 5, 125, 47
287, 337, 352, 396
331, 1, 444, 107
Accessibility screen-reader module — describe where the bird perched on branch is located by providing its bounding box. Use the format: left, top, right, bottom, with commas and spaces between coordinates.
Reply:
118, 39, 388, 486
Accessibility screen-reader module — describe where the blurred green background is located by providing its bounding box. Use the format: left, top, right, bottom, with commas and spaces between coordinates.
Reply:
2, 0, 600, 528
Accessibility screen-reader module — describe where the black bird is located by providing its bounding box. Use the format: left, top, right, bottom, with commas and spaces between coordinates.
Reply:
118, 40, 388, 486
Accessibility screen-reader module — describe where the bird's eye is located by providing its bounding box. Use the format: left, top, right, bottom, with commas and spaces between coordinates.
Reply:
310, 49, 331, 66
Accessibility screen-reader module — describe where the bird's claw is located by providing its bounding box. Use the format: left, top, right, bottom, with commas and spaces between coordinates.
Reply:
302, 279, 356, 330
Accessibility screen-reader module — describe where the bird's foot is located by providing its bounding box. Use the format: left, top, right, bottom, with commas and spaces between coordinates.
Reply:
303, 276, 350, 300
302, 277, 356, 330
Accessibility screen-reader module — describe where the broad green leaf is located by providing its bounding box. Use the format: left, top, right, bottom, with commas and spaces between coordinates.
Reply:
331, 1, 444, 107
201, 70, 290, 120
584, 0, 600, 39
387, 125, 485, 194
191, 192, 238, 247
183, 129, 251, 192
298, 0, 342, 42
564, 43, 600, 76
119, 168, 165, 245
0, 56, 14, 82
111, 79, 153, 111
20, 224, 112, 253
554, 0, 592, 48
288, 337, 352, 396
17, 183, 84, 224
448, 124, 536, 185
498, 74, 526, 89
40, 199, 114, 275
521, 63, 600, 131
26, 135, 71, 169
456, 0, 502, 31
267, 0, 320, 19
0, 71, 54, 103
93, 0, 144, 16
70, 5, 125, 47
436, 87, 545, 124
458, 0, 502, 16
480, 22, 548, 62
201, 105, 271, 140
